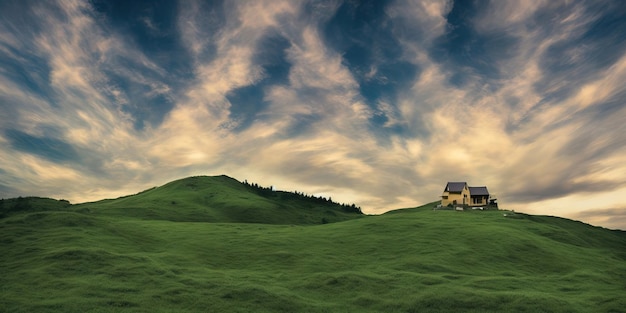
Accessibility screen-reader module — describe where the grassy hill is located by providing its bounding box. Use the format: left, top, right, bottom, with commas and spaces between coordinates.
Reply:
1, 178, 625, 312
0, 196, 71, 218
71, 175, 363, 224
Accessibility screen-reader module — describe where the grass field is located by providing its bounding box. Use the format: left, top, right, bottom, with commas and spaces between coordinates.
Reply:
1, 176, 625, 312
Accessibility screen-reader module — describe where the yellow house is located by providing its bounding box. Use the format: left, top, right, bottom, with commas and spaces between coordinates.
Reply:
441, 182, 491, 207
441, 182, 470, 206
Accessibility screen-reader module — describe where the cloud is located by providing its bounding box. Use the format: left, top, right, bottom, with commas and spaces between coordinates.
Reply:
472, 0, 548, 32
0, 0, 167, 199
573, 208, 626, 231
1, 0, 626, 230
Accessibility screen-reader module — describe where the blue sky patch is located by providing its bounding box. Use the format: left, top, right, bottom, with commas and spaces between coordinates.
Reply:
226, 33, 292, 132
5, 129, 79, 163
322, 0, 418, 120
430, 1, 509, 88
2, 0, 626, 230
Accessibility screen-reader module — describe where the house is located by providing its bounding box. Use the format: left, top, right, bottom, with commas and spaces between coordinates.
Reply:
441, 182, 491, 207
468, 186, 489, 206
441, 182, 470, 206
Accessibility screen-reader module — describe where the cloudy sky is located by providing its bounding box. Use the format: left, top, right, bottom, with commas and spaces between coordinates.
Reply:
1, 0, 625, 229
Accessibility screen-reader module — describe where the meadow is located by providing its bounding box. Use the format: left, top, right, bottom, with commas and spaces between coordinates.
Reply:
1, 176, 625, 312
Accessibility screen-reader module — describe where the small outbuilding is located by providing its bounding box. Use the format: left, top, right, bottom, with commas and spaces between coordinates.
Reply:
468, 186, 489, 206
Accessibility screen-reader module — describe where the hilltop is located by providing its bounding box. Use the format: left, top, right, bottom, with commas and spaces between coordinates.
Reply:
2, 175, 363, 225
1, 177, 625, 312
0, 196, 71, 218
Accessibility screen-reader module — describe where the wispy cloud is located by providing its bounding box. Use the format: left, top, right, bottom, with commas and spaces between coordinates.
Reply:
0, 0, 169, 197
1, 0, 625, 230
573, 208, 626, 231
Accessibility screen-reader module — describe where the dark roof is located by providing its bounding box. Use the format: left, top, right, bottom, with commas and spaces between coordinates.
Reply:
469, 186, 489, 196
445, 182, 467, 193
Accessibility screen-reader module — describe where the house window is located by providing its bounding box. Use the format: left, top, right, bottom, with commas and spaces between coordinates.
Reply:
442, 196, 448, 199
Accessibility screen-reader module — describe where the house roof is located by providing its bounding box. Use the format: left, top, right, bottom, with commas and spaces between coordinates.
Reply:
445, 182, 467, 193
469, 186, 489, 196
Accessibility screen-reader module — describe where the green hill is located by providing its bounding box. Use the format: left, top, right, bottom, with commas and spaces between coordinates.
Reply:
1, 178, 625, 312
0, 196, 71, 218
72, 175, 363, 225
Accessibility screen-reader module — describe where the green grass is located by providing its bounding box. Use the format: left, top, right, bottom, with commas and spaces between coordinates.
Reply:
0, 197, 71, 218
71, 175, 363, 225
1, 178, 625, 312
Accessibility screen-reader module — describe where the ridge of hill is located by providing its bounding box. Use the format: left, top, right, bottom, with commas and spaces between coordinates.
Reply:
0, 196, 71, 218
1, 202, 625, 312
68, 175, 363, 225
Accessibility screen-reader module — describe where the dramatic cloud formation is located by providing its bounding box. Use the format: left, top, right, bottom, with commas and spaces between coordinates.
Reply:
1, 0, 625, 229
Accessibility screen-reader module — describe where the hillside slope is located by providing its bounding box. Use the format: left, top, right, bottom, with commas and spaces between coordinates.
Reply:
1, 202, 625, 312
72, 175, 363, 225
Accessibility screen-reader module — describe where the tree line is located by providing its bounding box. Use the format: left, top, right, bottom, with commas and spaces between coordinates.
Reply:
242, 180, 362, 214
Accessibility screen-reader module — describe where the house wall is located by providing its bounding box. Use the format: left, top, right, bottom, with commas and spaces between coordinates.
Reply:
442, 187, 470, 206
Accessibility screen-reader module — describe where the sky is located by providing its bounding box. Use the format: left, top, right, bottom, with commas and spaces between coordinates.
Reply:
1, 0, 626, 230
